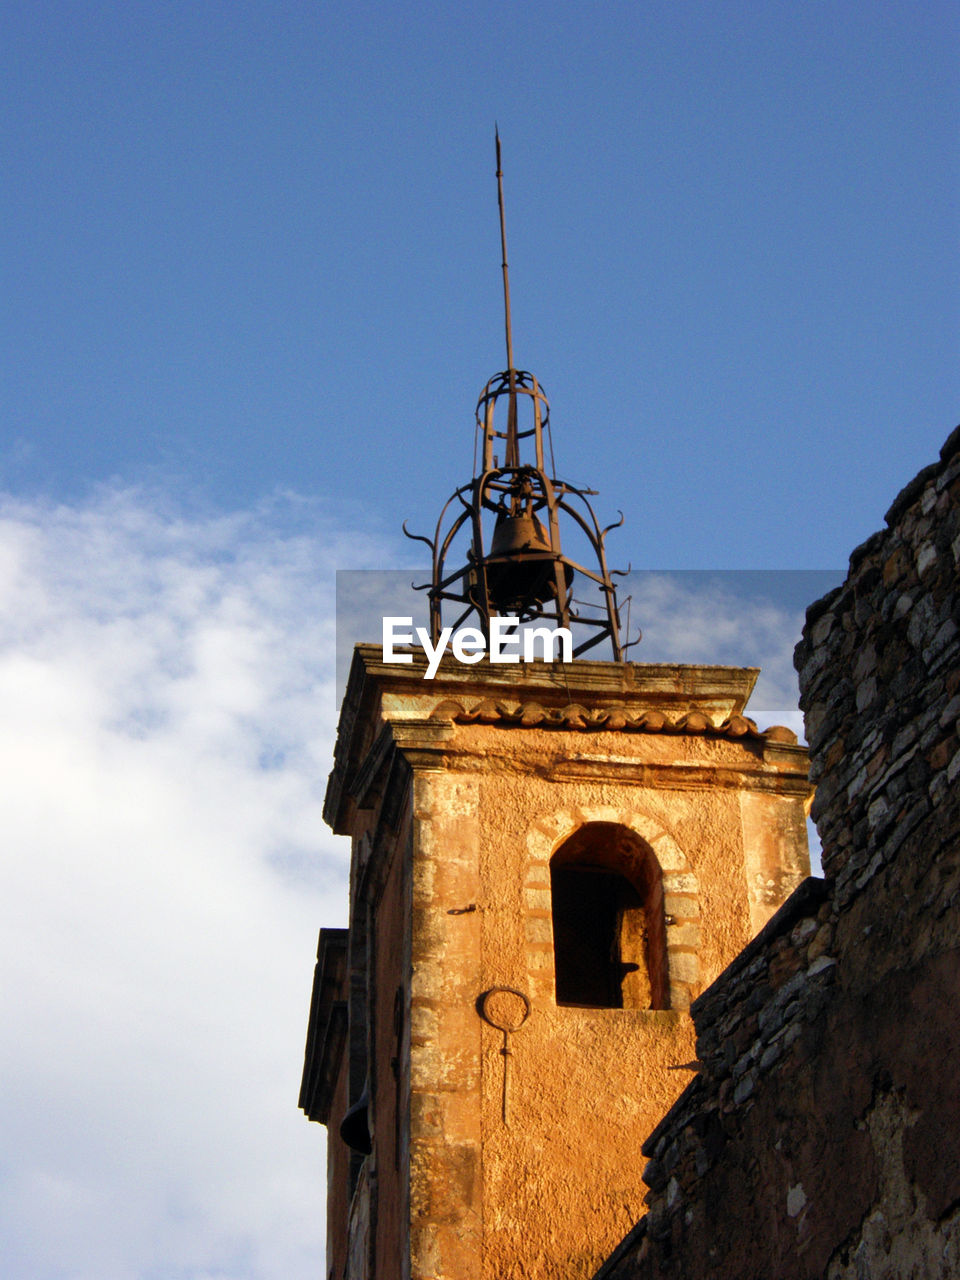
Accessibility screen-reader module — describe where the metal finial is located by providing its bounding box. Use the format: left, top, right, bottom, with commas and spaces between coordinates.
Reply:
495, 128, 515, 376
496, 128, 519, 467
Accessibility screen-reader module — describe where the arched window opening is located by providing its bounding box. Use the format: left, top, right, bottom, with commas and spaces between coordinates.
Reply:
550, 822, 667, 1010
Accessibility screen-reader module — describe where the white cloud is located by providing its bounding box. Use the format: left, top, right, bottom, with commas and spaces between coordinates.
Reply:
0, 486, 389, 1280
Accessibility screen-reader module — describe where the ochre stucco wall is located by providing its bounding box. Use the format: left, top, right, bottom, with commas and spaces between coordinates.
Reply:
315, 652, 811, 1279
372, 816, 410, 1280
404, 718, 809, 1279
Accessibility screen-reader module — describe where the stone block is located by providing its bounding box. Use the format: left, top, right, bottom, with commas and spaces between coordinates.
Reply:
524, 915, 553, 944
669, 951, 701, 984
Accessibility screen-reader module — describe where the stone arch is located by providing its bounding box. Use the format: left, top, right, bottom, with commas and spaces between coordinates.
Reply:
524, 806, 700, 1009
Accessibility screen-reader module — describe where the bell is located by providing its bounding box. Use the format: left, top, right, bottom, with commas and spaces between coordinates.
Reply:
485, 511, 572, 611
489, 510, 552, 559
339, 1085, 372, 1155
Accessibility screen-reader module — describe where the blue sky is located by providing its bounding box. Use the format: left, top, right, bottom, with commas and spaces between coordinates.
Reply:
5, 1, 957, 563
1, 3, 957, 1278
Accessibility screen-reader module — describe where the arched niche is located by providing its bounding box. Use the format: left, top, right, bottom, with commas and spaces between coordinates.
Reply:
550, 822, 668, 1010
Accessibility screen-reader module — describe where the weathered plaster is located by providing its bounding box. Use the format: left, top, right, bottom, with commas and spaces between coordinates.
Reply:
309, 651, 811, 1279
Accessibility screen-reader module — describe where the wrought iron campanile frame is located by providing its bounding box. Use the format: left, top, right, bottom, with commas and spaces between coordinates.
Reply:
404, 133, 629, 661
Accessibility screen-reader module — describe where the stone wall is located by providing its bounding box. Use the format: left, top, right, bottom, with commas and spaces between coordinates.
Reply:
595, 425, 960, 1280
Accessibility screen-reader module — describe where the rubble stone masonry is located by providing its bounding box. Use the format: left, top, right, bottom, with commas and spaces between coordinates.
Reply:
595, 424, 960, 1280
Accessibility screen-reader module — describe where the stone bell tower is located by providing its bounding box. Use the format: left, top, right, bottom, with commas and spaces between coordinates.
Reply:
299, 140, 811, 1280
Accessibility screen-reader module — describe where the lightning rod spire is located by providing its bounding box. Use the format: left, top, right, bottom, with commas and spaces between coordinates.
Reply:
496, 128, 520, 467
495, 127, 516, 375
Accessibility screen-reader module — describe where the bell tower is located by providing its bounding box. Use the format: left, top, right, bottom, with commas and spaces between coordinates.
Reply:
300, 141, 812, 1280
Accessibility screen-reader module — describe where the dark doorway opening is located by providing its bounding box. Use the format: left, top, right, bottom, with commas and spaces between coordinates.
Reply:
549, 823, 668, 1010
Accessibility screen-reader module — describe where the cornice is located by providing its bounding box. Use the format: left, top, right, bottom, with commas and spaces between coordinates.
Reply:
427, 697, 799, 744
